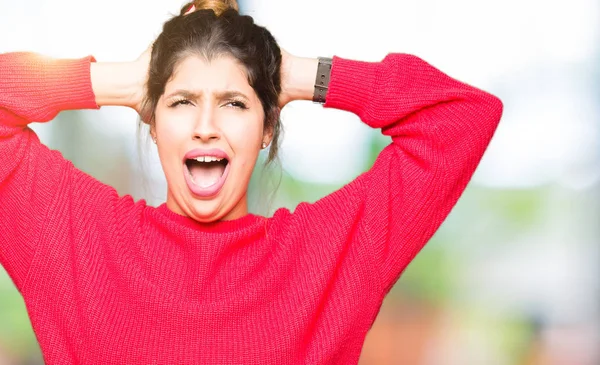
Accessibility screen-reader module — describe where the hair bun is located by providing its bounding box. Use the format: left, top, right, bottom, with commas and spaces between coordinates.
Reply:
183, 0, 239, 16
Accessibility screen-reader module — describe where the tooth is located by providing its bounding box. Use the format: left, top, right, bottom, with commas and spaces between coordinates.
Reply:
196, 156, 205, 162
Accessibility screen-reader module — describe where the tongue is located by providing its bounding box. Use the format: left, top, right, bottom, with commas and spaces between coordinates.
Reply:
189, 163, 225, 188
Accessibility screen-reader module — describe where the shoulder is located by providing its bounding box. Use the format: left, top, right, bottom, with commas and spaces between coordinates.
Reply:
265, 173, 370, 239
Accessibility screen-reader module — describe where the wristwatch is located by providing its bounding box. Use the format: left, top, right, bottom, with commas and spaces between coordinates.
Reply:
313, 57, 333, 104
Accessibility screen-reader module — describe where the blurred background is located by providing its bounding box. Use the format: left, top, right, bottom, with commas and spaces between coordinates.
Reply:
1, 0, 599, 364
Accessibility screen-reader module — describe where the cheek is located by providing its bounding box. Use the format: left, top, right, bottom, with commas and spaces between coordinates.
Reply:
223, 116, 264, 157
154, 111, 191, 149
153, 115, 191, 179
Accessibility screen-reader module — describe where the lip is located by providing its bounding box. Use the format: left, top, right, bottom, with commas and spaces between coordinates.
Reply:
183, 148, 231, 198
184, 148, 230, 161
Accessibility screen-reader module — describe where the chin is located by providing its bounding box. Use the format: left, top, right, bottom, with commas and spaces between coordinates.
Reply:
186, 199, 227, 223
167, 170, 248, 223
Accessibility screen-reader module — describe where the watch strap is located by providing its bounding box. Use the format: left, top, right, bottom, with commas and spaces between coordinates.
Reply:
313, 57, 333, 104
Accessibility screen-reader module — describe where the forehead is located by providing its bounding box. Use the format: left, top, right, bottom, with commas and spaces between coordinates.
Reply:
165, 55, 253, 95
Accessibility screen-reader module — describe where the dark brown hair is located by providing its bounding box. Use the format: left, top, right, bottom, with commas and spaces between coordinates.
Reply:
141, 0, 282, 163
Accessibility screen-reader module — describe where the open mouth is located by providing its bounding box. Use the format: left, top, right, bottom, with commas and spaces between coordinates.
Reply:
185, 156, 229, 189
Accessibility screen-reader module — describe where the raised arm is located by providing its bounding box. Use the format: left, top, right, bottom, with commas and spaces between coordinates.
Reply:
0, 52, 143, 290
281, 53, 503, 293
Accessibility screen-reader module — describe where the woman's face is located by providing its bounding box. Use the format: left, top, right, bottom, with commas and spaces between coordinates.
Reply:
153, 55, 270, 222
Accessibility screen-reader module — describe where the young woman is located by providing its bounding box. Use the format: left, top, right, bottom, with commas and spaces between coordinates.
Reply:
0, 0, 503, 364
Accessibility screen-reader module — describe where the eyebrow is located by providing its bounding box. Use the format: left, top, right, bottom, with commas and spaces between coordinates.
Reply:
165, 89, 250, 102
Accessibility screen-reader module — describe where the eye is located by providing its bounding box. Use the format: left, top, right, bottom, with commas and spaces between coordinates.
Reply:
224, 100, 248, 110
168, 99, 193, 108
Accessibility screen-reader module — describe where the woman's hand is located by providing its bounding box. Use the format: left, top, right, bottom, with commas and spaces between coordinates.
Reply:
278, 49, 318, 108
89, 48, 148, 112
91, 6, 197, 112
130, 47, 151, 113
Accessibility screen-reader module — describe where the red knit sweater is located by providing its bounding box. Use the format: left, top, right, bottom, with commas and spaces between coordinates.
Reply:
0, 52, 502, 364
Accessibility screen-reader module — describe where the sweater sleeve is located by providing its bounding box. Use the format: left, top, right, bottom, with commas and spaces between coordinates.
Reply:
0, 52, 108, 290
302, 54, 503, 293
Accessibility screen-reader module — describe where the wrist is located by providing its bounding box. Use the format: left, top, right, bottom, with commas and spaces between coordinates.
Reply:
91, 62, 143, 108
283, 56, 318, 102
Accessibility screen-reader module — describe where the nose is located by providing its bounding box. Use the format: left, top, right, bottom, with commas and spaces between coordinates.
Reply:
192, 104, 220, 142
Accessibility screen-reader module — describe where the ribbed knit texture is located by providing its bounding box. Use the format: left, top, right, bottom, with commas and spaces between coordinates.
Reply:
0, 52, 502, 364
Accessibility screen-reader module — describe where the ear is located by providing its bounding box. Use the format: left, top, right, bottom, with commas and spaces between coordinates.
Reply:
262, 107, 279, 147
262, 126, 274, 147
150, 125, 157, 143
